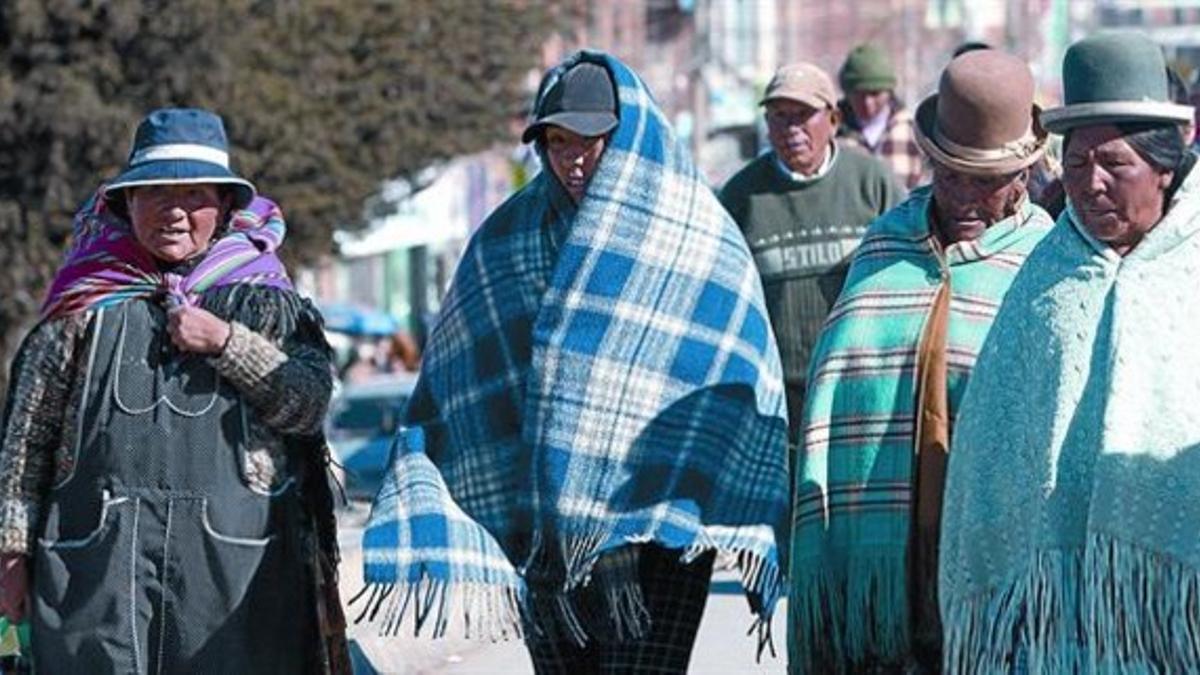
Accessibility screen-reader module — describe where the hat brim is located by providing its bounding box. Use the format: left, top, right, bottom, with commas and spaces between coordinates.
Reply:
103, 160, 256, 209
760, 93, 835, 109
521, 111, 618, 143
1040, 100, 1195, 134
914, 94, 1047, 176
841, 77, 897, 93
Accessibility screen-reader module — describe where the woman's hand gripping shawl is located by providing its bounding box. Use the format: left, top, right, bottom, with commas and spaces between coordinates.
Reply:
40, 191, 292, 319
359, 51, 789, 645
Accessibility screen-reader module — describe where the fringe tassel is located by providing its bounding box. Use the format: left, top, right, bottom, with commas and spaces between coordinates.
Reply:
555, 593, 589, 646
733, 548, 782, 663
748, 616, 777, 661
943, 532, 1200, 674
520, 540, 650, 647
350, 579, 527, 642
561, 529, 610, 588
788, 551, 908, 674
605, 582, 652, 643
353, 537, 782, 649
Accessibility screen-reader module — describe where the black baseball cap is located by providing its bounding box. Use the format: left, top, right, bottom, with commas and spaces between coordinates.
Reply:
521, 62, 619, 143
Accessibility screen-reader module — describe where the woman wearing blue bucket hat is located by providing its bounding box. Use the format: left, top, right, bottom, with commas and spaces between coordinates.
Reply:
941, 32, 1200, 672
0, 108, 349, 673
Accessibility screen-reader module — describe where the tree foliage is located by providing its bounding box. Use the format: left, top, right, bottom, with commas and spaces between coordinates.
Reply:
0, 0, 560, 402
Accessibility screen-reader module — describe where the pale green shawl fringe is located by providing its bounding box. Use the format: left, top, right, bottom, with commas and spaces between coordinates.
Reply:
944, 532, 1200, 674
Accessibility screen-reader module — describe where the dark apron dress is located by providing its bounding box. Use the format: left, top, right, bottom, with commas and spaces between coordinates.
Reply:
31, 301, 313, 674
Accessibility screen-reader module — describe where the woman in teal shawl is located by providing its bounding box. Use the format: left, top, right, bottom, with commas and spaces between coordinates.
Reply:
941, 32, 1200, 673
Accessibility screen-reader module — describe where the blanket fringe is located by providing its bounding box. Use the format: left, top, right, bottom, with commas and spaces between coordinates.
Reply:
788, 551, 909, 674
534, 537, 650, 646
349, 579, 525, 642
353, 537, 781, 648
733, 547, 782, 664
559, 532, 783, 646
605, 582, 652, 643
748, 615, 777, 662
943, 532, 1200, 674
535, 529, 786, 650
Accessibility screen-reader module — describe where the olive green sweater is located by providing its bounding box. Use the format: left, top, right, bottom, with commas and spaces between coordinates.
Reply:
719, 144, 901, 387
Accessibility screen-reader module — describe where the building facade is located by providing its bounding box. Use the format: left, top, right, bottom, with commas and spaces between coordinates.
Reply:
313, 0, 1187, 356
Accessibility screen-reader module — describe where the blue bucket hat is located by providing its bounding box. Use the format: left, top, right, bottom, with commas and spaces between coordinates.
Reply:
103, 108, 256, 208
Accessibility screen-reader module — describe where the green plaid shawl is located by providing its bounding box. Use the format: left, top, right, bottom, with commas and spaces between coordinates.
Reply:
789, 188, 1052, 673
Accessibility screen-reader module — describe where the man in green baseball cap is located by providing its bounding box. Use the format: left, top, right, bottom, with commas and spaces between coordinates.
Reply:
837, 42, 929, 191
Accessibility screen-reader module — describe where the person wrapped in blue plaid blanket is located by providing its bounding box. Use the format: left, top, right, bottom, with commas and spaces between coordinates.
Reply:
357, 51, 790, 673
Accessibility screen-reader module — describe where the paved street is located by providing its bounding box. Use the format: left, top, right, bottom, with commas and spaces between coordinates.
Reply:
337, 502, 787, 674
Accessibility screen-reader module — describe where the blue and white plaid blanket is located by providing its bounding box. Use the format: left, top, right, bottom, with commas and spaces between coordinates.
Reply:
359, 51, 789, 645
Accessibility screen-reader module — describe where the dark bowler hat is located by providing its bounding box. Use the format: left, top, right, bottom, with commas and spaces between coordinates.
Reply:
1041, 31, 1194, 133
914, 49, 1047, 176
521, 62, 618, 143
103, 108, 256, 208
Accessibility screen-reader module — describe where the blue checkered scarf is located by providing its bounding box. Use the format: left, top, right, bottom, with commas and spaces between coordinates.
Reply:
358, 51, 789, 646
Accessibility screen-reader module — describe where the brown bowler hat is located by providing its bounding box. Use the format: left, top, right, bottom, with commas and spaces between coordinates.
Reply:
914, 50, 1047, 176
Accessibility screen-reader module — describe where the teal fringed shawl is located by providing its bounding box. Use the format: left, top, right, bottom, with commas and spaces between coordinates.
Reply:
789, 188, 1053, 673
941, 164, 1200, 673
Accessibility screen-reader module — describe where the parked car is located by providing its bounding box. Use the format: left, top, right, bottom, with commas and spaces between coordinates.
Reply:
326, 372, 418, 501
